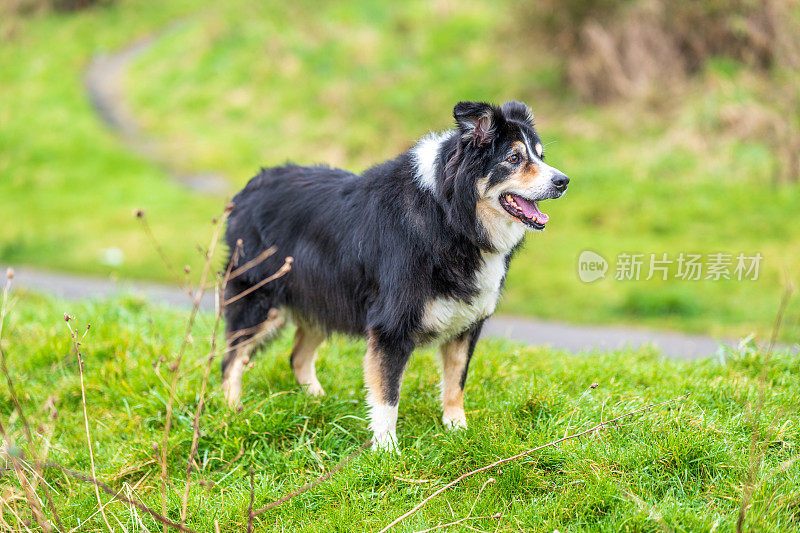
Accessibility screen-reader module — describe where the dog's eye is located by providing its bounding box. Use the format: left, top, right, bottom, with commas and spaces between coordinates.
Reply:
507, 154, 520, 164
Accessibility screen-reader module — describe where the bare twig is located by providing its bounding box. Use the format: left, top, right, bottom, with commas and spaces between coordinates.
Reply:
412, 476, 501, 533
736, 284, 794, 533
5, 456, 51, 532
39, 462, 198, 533
2, 498, 34, 533
222, 311, 283, 349
0, 269, 33, 444
67, 317, 114, 532
247, 468, 256, 533
392, 476, 438, 484
223, 256, 293, 306
179, 241, 241, 526
0, 271, 60, 532
379, 395, 688, 532
227, 246, 276, 281
250, 439, 371, 518
134, 210, 193, 299
413, 514, 501, 533
563, 382, 599, 439
29, 397, 64, 532
466, 477, 495, 519
159, 210, 228, 533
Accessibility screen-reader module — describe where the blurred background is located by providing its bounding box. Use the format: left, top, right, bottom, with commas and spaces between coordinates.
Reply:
1, 0, 799, 341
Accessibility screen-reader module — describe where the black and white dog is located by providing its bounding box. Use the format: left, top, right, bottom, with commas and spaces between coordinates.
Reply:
222, 101, 569, 450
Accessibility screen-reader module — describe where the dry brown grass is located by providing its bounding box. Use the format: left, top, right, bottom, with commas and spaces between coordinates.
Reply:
718, 101, 800, 184
3, 0, 111, 15
531, 0, 800, 103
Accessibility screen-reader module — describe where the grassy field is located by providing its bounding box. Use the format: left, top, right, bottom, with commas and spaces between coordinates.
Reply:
0, 1, 220, 279
1, 0, 799, 340
1, 290, 799, 531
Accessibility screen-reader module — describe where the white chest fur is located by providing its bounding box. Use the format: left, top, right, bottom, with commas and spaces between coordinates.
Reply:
421, 252, 507, 342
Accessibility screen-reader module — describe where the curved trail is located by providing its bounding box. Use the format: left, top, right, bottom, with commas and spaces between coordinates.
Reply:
71, 28, 772, 360
85, 25, 230, 194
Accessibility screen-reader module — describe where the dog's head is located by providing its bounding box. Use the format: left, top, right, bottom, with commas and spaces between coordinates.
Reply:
422, 101, 569, 251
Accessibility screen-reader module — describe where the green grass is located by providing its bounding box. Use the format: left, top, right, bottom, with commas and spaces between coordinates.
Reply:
0, 1, 220, 279
1, 0, 799, 340
2, 291, 800, 531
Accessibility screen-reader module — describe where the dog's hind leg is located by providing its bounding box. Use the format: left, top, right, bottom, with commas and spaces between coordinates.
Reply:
439, 321, 483, 430
222, 308, 285, 409
363, 330, 414, 452
290, 324, 326, 396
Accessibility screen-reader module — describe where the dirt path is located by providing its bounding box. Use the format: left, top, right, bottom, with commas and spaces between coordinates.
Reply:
6, 265, 752, 360
85, 25, 230, 194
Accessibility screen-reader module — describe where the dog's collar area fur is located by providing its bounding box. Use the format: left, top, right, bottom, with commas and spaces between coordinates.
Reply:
411, 129, 452, 194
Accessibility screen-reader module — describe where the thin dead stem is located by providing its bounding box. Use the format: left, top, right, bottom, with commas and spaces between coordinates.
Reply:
227, 246, 276, 281
134, 210, 193, 299
411, 477, 502, 533
222, 312, 282, 351
247, 468, 256, 533
563, 382, 599, 439
159, 211, 228, 533
736, 284, 794, 533
6, 456, 51, 532
179, 241, 241, 526
379, 395, 688, 532
0, 458, 198, 532
0, 271, 61, 532
2, 498, 34, 533
67, 318, 114, 532
0, 271, 33, 443
250, 439, 372, 519
47, 462, 198, 533
223, 256, 293, 306
413, 514, 501, 533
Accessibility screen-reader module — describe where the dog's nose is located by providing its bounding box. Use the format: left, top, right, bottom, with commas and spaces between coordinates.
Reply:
551, 173, 570, 191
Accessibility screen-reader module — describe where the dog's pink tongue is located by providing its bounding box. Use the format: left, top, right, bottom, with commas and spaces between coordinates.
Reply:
516, 196, 549, 224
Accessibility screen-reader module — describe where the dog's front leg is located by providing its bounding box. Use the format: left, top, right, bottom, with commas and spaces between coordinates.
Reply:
363, 330, 413, 452
439, 321, 483, 430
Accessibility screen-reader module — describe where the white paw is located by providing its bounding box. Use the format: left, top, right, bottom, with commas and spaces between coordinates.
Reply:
222, 379, 242, 410
304, 381, 326, 397
371, 431, 400, 454
442, 412, 467, 431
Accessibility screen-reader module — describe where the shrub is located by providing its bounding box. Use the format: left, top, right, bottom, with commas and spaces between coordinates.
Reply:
528, 0, 800, 102
5, 0, 112, 16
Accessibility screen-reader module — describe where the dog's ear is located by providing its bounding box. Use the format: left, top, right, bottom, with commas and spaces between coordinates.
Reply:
453, 101, 496, 146
501, 100, 534, 126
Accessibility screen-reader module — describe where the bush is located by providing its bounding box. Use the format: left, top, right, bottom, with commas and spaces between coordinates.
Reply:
528, 0, 800, 102
5, 0, 112, 16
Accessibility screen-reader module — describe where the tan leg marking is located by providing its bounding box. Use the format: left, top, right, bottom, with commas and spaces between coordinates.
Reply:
363, 333, 399, 452
362, 334, 384, 401
222, 343, 253, 410
440, 335, 470, 430
222, 309, 285, 409
291, 324, 326, 396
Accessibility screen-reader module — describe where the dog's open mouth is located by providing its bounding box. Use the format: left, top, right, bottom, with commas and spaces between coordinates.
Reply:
499, 193, 550, 229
